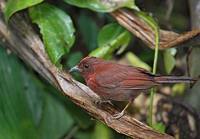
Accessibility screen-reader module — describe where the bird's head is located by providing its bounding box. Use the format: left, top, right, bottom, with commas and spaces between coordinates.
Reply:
69, 56, 103, 78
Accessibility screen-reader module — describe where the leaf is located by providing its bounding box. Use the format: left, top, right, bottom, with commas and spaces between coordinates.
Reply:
0, 48, 38, 139
45, 86, 94, 129
92, 122, 111, 139
78, 13, 98, 51
4, 0, 43, 21
63, 98, 94, 129
172, 83, 186, 96
90, 23, 131, 58
186, 81, 200, 110
66, 52, 83, 68
63, 0, 139, 12
163, 48, 176, 74
152, 122, 166, 133
0, 47, 74, 139
126, 52, 151, 71
185, 47, 200, 110
188, 47, 200, 77
29, 3, 75, 65
38, 94, 74, 139
74, 130, 93, 139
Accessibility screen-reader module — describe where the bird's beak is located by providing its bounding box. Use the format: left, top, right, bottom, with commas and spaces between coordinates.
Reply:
69, 65, 80, 73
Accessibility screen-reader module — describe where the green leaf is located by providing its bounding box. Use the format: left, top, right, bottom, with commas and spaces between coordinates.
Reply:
38, 94, 74, 139
4, 0, 43, 21
172, 83, 186, 96
64, 0, 139, 12
66, 52, 83, 68
74, 130, 93, 139
126, 52, 151, 71
45, 86, 94, 129
163, 48, 176, 74
29, 3, 75, 65
0, 47, 74, 139
44, 85, 94, 130
92, 122, 111, 139
64, 99, 94, 129
78, 13, 98, 51
152, 122, 166, 133
90, 23, 131, 58
0, 50, 38, 139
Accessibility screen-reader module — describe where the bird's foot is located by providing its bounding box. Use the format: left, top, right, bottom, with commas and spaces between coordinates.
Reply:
94, 99, 113, 106
105, 111, 125, 124
112, 111, 125, 119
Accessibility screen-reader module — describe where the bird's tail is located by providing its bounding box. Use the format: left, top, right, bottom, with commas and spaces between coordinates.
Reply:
154, 76, 197, 84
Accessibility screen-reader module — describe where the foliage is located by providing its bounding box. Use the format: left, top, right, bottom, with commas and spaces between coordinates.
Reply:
0, 47, 74, 139
29, 3, 75, 65
63, 0, 139, 12
90, 23, 131, 58
4, 0, 43, 22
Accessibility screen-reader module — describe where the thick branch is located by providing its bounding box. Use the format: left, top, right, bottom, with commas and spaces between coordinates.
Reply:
111, 9, 200, 49
0, 3, 173, 139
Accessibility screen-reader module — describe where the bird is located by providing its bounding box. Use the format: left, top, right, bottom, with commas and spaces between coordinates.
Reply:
69, 56, 196, 119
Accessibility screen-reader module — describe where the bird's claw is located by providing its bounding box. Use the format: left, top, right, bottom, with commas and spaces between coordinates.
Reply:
105, 111, 125, 124
112, 111, 125, 119
94, 100, 114, 106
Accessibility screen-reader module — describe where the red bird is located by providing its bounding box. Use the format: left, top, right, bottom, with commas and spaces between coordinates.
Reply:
69, 56, 195, 119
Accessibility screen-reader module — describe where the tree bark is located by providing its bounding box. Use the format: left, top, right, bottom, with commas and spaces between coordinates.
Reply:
0, 1, 174, 139
111, 9, 200, 49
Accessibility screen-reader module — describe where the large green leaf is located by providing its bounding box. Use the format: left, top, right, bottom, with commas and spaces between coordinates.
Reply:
0, 48, 38, 139
78, 13, 98, 51
90, 23, 131, 58
66, 52, 83, 68
4, 0, 43, 21
92, 122, 111, 139
29, 3, 75, 65
0, 47, 74, 139
38, 94, 74, 139
44, 84, 94, 130
63, 0, 139, 12
74, 130, 93, 139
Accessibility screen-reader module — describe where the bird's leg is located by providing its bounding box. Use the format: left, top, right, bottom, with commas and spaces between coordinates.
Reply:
112, 100, 132, 119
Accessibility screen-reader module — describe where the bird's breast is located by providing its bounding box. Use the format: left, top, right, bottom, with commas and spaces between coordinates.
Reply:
86, 75, 110, 99
86, 77, 98, 90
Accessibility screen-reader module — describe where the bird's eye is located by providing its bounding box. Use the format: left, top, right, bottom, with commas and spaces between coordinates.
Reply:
84, 64, 89, 69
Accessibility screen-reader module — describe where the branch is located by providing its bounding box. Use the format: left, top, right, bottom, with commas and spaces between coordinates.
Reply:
0, 3, 173, 139
111, 9, 200, 49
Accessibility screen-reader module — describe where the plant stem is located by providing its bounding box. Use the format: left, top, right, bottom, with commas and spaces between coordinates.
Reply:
148, 28, 159, 127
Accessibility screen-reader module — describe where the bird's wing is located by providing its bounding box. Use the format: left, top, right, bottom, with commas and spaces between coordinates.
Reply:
96, 64, 157, 90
